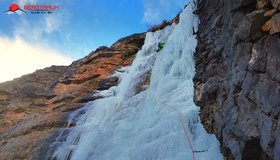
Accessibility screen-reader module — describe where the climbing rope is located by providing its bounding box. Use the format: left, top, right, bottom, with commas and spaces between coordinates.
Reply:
148, 90, 207, 160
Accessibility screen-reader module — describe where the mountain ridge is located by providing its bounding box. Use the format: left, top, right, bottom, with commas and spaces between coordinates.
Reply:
0, 33, 146, 159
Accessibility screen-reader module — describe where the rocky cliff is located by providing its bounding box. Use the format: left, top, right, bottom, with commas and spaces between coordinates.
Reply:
1, 0, 280, 159
0, 33, 145, 160
194, 0, 280, 159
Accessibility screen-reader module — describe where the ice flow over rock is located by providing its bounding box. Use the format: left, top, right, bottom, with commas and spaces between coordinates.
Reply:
52, 2, 223, 160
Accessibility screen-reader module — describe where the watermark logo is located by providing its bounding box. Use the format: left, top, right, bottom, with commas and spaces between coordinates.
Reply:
25, 5, 60, 14
5, 3, 26, 14
5, 4, 60, 15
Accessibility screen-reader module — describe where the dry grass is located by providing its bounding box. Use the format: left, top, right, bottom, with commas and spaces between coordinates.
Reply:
148, 12, 180, 32
148, 20, 172, 32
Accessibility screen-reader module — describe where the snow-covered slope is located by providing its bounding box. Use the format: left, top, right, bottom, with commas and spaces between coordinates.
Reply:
52, 2, 223, 160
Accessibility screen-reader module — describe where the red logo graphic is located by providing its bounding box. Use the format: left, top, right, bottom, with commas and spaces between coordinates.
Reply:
5, 3, 26, 14
24, 5, 60, 14
5, 4, 60, 15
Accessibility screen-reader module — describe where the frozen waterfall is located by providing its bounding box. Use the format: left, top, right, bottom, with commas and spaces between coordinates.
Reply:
51, 2, 223, 160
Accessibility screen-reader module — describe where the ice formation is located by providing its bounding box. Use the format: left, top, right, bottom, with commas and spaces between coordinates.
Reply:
52, 2, 223, 160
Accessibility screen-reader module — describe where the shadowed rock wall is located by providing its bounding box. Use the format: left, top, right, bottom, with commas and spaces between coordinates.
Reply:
194, 0, 280, 159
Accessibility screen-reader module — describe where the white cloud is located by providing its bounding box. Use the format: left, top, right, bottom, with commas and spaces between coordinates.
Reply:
0, 0, 75, 83
14, 14, 63, 41
45, 16, 62, 33
0, 36, 72, 83
143, 0, 187, 24
15, 0, 64, 36
17, 0, 38, 6
13, 0, 66, 42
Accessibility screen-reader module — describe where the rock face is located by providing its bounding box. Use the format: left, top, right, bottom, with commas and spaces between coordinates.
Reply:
0, 33, 145, 160
194, 0, 280, 159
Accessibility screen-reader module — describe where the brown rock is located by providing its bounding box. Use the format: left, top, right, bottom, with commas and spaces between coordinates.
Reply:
257, 0, 268, 9
0, 95, 8, 101
263, 13, 280, 34
270, 0, 280, 9
264, 9, 277, 17
194, 82, 205, 106
262, 18, 273, 31
269, 13, 280, 34
0, 33, 145, 160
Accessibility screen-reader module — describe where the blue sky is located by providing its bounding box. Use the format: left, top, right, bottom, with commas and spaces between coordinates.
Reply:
0, 0, 187, 82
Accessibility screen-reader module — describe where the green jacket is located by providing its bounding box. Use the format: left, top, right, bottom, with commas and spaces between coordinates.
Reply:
156, 42, 165, 52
